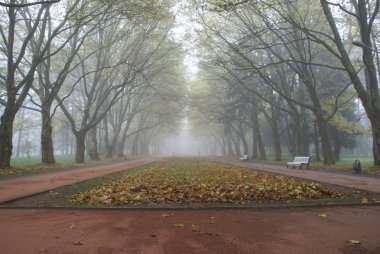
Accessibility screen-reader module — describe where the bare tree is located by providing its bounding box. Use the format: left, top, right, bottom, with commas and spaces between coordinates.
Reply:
0, 0, 59, 168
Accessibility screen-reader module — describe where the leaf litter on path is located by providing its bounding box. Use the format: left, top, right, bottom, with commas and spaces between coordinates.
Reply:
69, 160, 345, 206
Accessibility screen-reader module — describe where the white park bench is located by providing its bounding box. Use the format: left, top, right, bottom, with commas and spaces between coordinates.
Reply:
240, 154, 248, 161
286, 156, 311, 169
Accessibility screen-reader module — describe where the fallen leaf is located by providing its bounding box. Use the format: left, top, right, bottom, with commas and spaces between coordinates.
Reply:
69, 160, 345, 205
38, 249, 48, 253
69, 224, 76, 229
73, 241, 83, 246
161, 213, 170, 217
347, 240, 361, 244
318, 213, 327, 218
191, 225, 201, 232
361, 198, 369, 203
174, 223, 185, 228
150, 233, 157, 237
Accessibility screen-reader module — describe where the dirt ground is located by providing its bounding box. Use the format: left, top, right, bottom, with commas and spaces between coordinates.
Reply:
1, 158, 380, 254
0, 206, 379, 254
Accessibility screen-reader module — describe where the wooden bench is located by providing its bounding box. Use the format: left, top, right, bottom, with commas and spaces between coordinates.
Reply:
286, 156, 311, 169
240, 154, 248, 161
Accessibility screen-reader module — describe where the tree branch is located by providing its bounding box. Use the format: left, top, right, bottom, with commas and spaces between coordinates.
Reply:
0, 0, 60, 8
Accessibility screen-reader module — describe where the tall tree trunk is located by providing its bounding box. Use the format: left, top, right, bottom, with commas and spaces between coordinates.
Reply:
65, 124, 69, 155
257, 129, 266, 160
0, 103, 17, 168
105, 136, 117, 159
333, 137, 341, 162
252, 127, 258, 159
117, 136, 127, 158
316, 116, 335, 164
132, 133, 139, 156
241, 136, 249, 155
227, 135, 234, 155
74, 131, 86, 163
41, 102, 56, 164
272, 122, 282, 161
89, 127, 100, 160
369, 117, 380, 165
232, 137, 241, 155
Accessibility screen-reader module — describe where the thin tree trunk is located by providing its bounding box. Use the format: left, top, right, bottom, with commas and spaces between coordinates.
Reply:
313, 122, 321, 161
272, 122, 282, 161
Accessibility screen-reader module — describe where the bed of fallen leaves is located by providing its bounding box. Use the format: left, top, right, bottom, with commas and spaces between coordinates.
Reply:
69, 160, 344, 205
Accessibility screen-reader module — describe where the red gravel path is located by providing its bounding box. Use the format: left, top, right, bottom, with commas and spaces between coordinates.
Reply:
1, 158, 380, 254
222, 159, 380, 193
0, 206, 379, 254
0, 158, 160, 203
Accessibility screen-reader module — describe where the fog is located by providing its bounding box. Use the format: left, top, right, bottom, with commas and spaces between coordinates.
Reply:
0, 0, 379, 168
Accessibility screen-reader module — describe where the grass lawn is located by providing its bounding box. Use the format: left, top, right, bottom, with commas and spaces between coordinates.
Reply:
6, 159, 378, 209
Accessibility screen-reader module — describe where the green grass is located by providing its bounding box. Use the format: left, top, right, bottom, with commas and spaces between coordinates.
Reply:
336, 156, 373, 166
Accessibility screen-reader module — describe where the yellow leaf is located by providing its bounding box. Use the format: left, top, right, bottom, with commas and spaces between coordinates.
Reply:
347, 240, 361, 244
318, 213, 327, 218
191, 225, 201, 232
69, 224, 76, 229
361, 198, 369, 203
174, 223, 185, 228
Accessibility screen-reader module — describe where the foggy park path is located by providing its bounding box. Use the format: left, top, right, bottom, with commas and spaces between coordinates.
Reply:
1, 157, 380, 205
220, 158, 380, 193
0, 158, 161, 203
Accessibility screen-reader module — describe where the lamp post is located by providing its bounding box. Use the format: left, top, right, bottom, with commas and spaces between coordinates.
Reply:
352, 39, 380, 54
